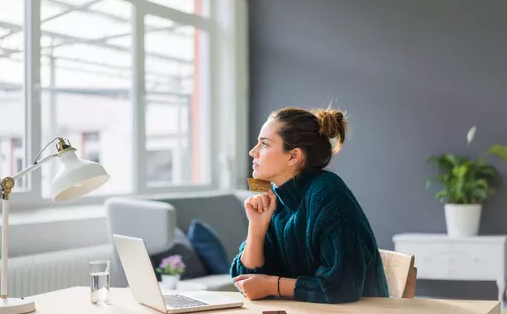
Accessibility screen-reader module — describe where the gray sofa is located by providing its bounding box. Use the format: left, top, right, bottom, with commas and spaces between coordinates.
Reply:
105, 190, 252, 291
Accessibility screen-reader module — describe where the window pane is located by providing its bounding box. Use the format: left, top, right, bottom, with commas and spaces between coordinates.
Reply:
55, 0, 94, 6
147, 0, 209, 17
40, 0, 133, 198
88, 0, 132, 20
146, 150, 173, 182
145, 15, 210, 187
0, 0, 27, 191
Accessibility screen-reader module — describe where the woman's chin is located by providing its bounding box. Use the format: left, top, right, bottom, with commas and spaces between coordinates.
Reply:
252, 170, 269, 181
252, 170, 262, 179
252, 170, 259, 178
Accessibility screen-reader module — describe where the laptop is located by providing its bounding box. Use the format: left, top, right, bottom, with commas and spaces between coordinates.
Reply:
113, 234, 244, 314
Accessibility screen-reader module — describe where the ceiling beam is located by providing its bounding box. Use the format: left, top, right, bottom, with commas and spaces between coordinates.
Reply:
0, 21, 192, 64
44, 25, 177, 50
42, 0, 103, 24
0, 0, 192, 44
0, 82, 190, 98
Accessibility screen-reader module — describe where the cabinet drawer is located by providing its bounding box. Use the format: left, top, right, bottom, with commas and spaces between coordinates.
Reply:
395, 242, 452, 279
395, 241, 505, 280
448, 243, 503, 280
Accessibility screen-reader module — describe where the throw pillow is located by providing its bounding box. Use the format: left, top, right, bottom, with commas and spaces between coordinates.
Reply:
150, 228, 208, 280
187, 220, 230, 274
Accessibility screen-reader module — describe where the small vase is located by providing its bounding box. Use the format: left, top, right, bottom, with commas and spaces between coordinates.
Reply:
161, 274, 180, 290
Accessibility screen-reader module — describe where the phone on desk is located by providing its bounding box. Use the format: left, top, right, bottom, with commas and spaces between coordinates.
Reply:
262, 311, 287, 314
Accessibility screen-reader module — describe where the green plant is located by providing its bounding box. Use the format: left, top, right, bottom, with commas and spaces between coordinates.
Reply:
425, 126, 507, 204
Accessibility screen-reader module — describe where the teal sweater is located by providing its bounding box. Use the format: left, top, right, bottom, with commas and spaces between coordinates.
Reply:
231, 169, 389, 304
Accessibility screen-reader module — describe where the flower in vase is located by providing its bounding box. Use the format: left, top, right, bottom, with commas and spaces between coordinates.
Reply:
156, 254, 186, 276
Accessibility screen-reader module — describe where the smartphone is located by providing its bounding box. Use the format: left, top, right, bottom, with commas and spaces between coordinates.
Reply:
262, 311, 287, 314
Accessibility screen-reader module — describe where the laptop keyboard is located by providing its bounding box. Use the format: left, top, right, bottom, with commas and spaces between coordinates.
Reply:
163, 294, 208, 309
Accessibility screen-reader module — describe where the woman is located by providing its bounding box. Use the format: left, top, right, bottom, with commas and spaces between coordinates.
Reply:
230, 107, 389, 304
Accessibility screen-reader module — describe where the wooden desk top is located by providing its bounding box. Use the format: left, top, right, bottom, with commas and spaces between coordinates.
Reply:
29, 287, 500, 314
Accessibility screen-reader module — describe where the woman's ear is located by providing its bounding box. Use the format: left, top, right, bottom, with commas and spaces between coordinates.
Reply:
287, 148, 303, 167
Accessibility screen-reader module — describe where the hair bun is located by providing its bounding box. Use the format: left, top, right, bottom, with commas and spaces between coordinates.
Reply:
315, 108, 347, 153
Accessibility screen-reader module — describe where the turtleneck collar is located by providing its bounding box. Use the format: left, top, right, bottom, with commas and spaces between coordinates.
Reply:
272, 167, 322, 209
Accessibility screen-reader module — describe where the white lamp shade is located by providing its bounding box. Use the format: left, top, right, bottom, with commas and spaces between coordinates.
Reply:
50, 151, 110, 202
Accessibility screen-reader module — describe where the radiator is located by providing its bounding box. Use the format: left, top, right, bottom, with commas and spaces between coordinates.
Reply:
1, 244, 112, 298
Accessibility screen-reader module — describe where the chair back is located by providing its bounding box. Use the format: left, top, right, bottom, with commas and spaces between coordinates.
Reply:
379, 249, 417, 298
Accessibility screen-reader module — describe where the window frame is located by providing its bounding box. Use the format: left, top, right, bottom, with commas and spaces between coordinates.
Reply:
4, 0, 248, 211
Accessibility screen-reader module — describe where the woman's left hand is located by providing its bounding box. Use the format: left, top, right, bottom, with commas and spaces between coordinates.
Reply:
232, 274, 276, 300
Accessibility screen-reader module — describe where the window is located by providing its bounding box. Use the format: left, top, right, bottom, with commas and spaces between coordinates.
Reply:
82, 131, 101, 163
0, 0, 247, 209
83, 132, 100, 142
15, 157, 24, 187
148, 0, 209, 17
12, 138, 24, 186
144, 15, 210, 187
12, 138, 23, 148
0, 140, 3, 176
40, 0, 133, 198
146, 149, 173, 183
86, 152, 100, 164
0, 0, 26, 191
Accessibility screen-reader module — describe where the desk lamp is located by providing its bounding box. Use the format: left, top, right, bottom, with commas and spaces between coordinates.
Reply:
0, 137, 110, 313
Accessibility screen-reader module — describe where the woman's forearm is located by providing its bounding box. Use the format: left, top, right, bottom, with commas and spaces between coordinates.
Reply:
265, 276, 296, 298
240, 225, 267, 269
279, 277, 296, 297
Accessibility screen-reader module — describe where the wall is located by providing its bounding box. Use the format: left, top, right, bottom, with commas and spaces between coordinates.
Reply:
248, 0, 507, 300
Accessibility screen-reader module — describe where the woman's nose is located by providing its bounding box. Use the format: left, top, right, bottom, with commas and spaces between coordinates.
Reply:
249, 146, 257, 157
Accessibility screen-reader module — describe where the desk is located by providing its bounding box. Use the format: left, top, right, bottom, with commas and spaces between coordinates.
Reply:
394, 233, 507, 308
29, 286, 500, 314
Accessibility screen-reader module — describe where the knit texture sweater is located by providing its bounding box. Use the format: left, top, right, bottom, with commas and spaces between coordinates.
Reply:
230, 169, 389, 304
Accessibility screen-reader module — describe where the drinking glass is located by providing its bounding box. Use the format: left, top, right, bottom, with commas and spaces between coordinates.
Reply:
89, 260, 111, 304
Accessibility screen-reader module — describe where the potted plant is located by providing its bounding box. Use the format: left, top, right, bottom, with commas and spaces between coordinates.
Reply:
426, 126, 507, 237
156, 255, 186, 290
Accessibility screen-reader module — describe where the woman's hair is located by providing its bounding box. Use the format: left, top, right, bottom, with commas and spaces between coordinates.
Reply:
269, 106, 348, 170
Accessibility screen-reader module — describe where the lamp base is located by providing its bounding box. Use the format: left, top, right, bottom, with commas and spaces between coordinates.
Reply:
0, 298, 35, 314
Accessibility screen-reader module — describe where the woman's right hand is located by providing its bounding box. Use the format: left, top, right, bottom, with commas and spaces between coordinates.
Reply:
244, 189, 277, 234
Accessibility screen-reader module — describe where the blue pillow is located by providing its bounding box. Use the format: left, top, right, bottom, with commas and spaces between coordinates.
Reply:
187, 220, 230, 274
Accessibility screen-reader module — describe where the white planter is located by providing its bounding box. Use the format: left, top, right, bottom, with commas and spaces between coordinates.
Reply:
161, 274, 180, 290
444, 203, 482, 237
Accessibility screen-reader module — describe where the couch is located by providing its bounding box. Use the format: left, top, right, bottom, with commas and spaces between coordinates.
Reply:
105, 190, 252, 291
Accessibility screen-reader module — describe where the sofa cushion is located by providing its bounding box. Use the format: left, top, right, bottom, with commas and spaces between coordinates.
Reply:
150, 228, 208, 280
151, 192, 249, 262
187, 220, 230, 275
105, 197, 176, 255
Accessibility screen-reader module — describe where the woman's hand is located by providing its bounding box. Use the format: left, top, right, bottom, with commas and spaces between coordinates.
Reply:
244, 190, 277, 234
233, 274, 277, 300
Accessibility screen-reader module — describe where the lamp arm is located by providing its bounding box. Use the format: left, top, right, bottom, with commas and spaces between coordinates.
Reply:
9, 137, 71, 183
11, 154, 57, 182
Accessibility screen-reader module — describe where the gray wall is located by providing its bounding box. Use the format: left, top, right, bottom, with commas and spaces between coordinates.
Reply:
248, 0, 507, 300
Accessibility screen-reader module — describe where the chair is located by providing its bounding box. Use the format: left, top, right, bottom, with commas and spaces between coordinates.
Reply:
379, 249, 417, 298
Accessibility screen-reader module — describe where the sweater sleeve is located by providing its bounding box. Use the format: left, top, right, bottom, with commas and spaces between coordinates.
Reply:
230, 237, 275, 278
294, 224, 367, 303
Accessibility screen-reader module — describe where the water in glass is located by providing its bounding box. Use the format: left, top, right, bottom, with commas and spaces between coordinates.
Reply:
89, 260, 110, 304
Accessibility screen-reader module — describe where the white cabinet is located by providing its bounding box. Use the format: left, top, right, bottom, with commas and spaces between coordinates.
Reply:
393, 233, 507, 307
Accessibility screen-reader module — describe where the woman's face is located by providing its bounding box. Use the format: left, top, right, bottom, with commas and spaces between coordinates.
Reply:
249, 119, 295, 185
